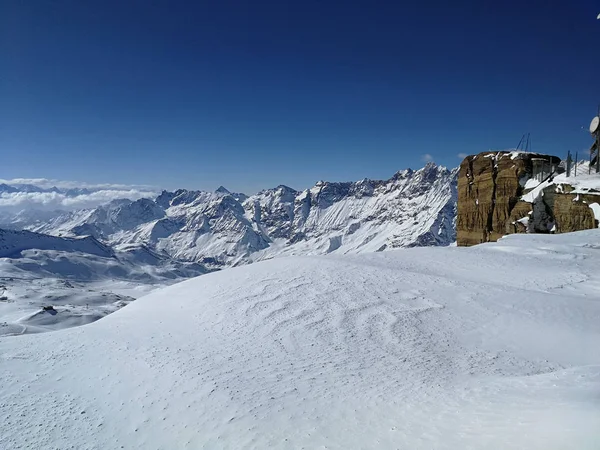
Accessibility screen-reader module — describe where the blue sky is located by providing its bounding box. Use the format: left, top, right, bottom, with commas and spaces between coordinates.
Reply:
2, 0, 600, 193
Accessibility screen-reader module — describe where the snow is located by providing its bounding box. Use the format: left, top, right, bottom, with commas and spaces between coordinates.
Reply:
1, 230, 600, 449
523, 161, 600, 203
516, 216, 529, 226
553, 161, 600, 194
524, 178, 541, 190
589, 203, 600, 226
521, 178, 552, 203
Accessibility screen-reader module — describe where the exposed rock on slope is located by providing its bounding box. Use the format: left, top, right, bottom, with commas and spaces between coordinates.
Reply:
552, 192, 598, 232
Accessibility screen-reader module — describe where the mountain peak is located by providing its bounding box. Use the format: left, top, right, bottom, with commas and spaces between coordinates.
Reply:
215, 186, 231, 195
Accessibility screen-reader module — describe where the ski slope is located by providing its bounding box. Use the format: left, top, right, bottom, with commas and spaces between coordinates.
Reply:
1, 231, 600, 449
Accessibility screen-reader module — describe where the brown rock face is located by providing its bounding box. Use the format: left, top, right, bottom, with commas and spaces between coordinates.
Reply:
550, 191, 598, 233
456, 151, 560, 246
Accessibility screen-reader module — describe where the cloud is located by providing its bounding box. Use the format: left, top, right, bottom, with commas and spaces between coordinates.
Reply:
0, 177, 155, 191
457, 153, 468, 159
421, 154, 434, 163
0, 178, 159, 213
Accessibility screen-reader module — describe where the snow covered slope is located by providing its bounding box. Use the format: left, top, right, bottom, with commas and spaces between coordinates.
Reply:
1, 230, 599, 449
23, 163, 457, 268
0, 228, 207, 335
0, 228, 113, 258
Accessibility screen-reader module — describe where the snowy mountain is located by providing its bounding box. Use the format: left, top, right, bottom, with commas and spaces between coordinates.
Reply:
18, 163, 457, 268
0, 228, 113, 258
0, 208, 66, 230
2, 230, 599, 448
0, 227, 207, 335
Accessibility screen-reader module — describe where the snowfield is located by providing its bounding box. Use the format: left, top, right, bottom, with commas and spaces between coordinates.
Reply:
1, 230, 600, 449
0, 228, 206, 336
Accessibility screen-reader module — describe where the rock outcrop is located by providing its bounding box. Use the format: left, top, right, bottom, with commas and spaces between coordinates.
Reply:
457, 152, 556, 246
542, 187, 598, 233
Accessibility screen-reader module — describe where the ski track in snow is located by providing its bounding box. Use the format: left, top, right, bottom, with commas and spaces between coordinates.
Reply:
1, 231, 600, 449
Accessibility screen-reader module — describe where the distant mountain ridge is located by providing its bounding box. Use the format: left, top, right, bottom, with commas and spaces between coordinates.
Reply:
1, 163, 458, 269
0, 228, 113, 259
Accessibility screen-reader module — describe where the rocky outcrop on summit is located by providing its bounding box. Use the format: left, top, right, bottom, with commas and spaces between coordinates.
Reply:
457, 151, 599, 246
457, 151, 558, 246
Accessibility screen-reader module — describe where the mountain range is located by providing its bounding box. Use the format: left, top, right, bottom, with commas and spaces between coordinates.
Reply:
0, 163, 458, 270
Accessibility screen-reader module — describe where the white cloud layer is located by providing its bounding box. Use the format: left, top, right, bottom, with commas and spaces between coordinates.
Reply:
0, 177, 155, 191
421, 154, 434, 163
0, 178, 158, 212
457, 153, 468, 159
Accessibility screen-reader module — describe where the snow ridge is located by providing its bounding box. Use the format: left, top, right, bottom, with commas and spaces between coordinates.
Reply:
0, 228, 113, 259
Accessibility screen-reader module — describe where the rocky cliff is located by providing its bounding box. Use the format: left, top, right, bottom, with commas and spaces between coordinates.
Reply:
457, 151, 599, 246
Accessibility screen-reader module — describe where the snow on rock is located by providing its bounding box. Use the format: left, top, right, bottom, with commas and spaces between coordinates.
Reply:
523, 160, 600, 203
1, 230, 599, 448
589, 203, 600, 226
553, 161, 600, 194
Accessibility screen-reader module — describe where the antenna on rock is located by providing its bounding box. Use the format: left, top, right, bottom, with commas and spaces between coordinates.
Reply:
515, 133, 531, 152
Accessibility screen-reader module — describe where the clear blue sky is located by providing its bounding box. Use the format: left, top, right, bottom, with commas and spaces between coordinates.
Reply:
1, 0, 599, 193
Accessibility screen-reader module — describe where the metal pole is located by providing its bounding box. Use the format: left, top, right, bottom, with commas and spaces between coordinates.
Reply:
597, 132, 600, 173
516, 134, 525, 150
529, 134, 532, 153
596, 105, 600, 173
